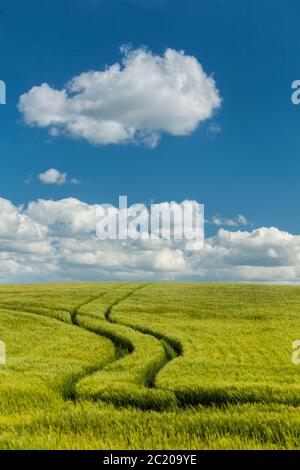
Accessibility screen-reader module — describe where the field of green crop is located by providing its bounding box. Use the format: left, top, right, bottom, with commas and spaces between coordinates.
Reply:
0, 282, 300, 450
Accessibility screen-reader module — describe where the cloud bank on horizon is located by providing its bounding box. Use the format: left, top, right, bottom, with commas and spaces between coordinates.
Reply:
0, 196, 299, 284
18, 46, 221, 147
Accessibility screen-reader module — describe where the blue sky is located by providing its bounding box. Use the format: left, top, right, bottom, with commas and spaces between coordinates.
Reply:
1, 0, 299, 229
1, 0, 300, 283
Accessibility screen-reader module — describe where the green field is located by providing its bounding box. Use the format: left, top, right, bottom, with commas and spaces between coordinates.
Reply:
0, 282, 300, 450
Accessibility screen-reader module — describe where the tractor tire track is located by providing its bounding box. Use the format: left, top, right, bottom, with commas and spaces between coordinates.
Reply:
72, 283, 183, 405
96, 283, 183, 392
1, 283, 183, 408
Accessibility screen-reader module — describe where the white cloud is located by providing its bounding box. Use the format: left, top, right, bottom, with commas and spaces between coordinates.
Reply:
0, 196, 299, 283
18, 46, 221, 147
236, 214, 248, 226
39, 169, 67, 185
0, 198, 47, 241
27, 198, 100, 236
38, 169, 80, 185
70, 178, 81, 185
208, 213, 249, 227
207, 122, 222, 139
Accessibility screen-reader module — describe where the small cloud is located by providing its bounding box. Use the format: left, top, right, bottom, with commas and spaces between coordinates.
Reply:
208, 213, 249, 227
38, 169, 80, 186
39, 169, 67, 185
207, 122, 222, 140
236, 214, 248, 226
25, 175, 33, 185
70, 178, 81, 185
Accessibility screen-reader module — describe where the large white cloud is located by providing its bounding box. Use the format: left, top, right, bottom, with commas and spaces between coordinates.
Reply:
18, 46, 221, 147
0, 196, 299, 283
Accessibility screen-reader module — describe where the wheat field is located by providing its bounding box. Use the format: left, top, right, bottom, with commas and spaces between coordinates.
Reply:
0, 282, 300, 449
